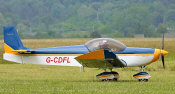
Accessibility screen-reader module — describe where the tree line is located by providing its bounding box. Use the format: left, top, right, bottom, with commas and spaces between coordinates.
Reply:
0, 0, 174, 38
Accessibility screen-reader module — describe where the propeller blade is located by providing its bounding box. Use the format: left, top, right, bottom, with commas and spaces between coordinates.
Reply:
161, 55, 165, 69
161, 32, 165, 69
162, 32, 164, 49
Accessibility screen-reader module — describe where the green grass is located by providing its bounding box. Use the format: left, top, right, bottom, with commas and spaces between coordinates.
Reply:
0, 38, 175, 94
0, 65, 175, 94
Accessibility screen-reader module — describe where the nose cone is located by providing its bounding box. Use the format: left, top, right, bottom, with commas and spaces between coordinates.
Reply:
161, 50, 168, 56
150, 49, 168, 63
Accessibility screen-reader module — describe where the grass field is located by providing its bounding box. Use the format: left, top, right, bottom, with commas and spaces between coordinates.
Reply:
0, 38, 175, 94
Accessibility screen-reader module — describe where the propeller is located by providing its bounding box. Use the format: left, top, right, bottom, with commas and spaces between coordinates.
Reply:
161, 32, 165, 69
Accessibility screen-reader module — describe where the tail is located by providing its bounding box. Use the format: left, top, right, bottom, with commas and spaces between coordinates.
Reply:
3, 26, 27, 63
4, 26, 27, 53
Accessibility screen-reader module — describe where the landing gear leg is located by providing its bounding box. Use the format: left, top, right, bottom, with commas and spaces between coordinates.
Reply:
110, 68, 118, 81
104, 62, 107, 72
140, 66, 145, 72
104, 68, 106, 72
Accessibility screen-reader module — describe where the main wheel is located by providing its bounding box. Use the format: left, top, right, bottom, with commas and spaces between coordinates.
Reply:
102, 79, 108, 82
144, 79, 148, 82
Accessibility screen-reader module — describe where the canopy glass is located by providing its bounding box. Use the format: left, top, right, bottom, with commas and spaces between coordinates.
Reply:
85, 38, 127, 52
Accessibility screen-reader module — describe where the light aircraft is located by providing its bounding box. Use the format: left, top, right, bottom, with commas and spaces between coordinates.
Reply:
3, 26, 168, 82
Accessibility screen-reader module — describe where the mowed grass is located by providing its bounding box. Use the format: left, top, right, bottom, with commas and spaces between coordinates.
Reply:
0, 38, 175, 94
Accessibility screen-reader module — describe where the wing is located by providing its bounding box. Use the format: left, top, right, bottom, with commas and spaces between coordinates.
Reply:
75, 50, 126, 69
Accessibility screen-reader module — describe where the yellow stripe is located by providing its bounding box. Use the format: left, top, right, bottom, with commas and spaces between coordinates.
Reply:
21, 54, 153, 57
134, 75, 150, 78
97, 74, 114, 78
6, 53, 154, 57
97, 74, 119, 78
113, 74, 119, 76
4, 43, 20, 55
117, 54, 154, 56
20, 54, 82, 56
11, 50, 28, 53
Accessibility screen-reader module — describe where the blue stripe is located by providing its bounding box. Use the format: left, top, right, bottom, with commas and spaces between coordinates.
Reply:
113, 47, 155, 54
26, 45, 89, 54
24, 46, 155, 55
133, 72, 149, 76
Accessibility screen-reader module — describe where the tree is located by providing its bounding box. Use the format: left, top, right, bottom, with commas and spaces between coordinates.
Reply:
77, 5, 96, 18
112, 5, 153, 37
48, 30, 56, 38
0, 0, 175, 38
166, 10, 175, 22
157, 24, 167, 33
90, 31, 101, 38
153, 13, 164, 27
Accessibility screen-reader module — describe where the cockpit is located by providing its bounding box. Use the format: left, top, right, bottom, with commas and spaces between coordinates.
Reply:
85, 38, 127, 52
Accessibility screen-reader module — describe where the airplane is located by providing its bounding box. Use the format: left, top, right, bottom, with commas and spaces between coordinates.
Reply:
3, 26, 168, 82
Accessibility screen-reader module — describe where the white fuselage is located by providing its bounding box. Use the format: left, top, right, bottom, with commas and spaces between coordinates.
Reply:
3, 53, 154, 67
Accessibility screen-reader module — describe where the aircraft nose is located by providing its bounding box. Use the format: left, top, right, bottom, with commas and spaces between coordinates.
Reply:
161, 50, 168, 56
150, 49, 168, 63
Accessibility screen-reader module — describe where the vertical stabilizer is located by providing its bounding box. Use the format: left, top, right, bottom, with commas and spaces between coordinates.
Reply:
3, 26, 25, 63
3, 26, 26, 52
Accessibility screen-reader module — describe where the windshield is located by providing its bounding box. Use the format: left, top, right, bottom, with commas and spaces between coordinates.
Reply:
85, 38, 126, 52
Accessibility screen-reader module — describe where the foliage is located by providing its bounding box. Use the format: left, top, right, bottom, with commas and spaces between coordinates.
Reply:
90, 31, 101, 38
0, 0, 175, 38
157, 24, 168, 33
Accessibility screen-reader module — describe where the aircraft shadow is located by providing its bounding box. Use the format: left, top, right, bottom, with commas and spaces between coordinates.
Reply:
67, 80, 138, 82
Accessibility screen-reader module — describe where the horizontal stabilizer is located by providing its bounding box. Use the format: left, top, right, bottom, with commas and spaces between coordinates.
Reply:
11, 50, 31, 53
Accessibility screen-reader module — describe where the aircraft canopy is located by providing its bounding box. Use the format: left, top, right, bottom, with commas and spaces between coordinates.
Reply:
85, 38, 127, 52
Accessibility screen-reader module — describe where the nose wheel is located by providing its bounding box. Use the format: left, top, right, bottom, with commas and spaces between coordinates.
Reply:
133, 66, 151, 82
138, 79, 148, 82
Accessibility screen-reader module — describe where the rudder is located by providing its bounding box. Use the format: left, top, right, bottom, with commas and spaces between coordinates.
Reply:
3, 26, 26, 52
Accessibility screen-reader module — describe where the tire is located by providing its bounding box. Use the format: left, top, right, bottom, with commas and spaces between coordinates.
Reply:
144, 79, 148, 82
102, 79, 109, 82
